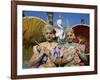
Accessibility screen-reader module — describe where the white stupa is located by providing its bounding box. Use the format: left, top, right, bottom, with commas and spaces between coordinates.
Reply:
55, 15, 65, 43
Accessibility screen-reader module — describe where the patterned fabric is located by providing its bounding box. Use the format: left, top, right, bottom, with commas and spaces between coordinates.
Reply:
30, 41, 87, 67
33, 42, 57, 68
53, 47, 61, 58
62, 43, 81, 66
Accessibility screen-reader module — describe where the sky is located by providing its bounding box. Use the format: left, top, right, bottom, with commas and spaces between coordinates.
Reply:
23, 11, 90, 29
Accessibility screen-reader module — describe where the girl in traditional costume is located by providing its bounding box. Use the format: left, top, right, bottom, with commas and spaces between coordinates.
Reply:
61, 28, 87, 66
28, 24, 58, 68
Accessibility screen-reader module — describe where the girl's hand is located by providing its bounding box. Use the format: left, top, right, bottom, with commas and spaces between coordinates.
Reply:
43, 47, 50, 56
36, 45, 42, 52
55, 57, 62, 65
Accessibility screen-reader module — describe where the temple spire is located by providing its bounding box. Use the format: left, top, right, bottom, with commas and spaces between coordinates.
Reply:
47, 12, 53, 25
81, 19, 85, 24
